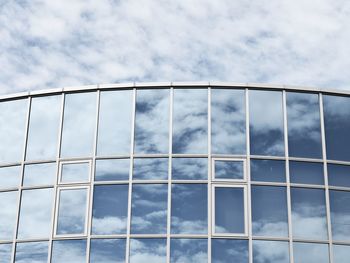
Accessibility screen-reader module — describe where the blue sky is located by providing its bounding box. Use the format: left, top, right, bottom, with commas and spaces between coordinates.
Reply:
1, 0, 350, 94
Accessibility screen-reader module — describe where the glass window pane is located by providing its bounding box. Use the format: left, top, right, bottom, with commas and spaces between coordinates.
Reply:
97, 90, 133, 156
95, 159, 129, 181
330, 190, 350, 241
51, 239, 86, 263
18, 188, 54, 239
60, 92, 97, 158
287, 92, 322, 158
291, 188, 328, 239
26, 95, 61, 160
289, 161, 324, 185
253, 240, 289, 263
90, 239, 126, 263
252, 186, 288, 237
0, 191, 17, 240
333, 245, 350, 263
0, 99, 28, 164
328, 164, 350, 188
23, 163, 56, 187
130, 238, 166, 263
215, 160, 244, 180
131, 184, 167, 234
172, 158, 207, 180
249, 90, 284, 156
0, 243, 12, 263
173, 89, 207, 154
323, 95, 350, 161
15, 241, 48, 263
212, 239, 248, 263
60, 162, 90, 183
211, 89, 246, 154
250, 159, 286, 182
0, 165, 21, 189
293, 242, 329, 263
92, 185, 128, 235
134, 89, 169, 154
170, 239, 207, 263
215, 187, 245, 234
171, 184, 207, 234
133, 158, 168, 180
57, 188, 87, 235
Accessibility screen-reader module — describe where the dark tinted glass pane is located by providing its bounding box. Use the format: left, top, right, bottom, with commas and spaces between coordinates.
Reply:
135, 89, 169, 154
173, 89, 207, 154
252, 186, 288, 237
170, 239, 207, 263
293, 242, 329, 263
249, 90, 284, 156
289, 161, 324, 185
250, 159, 285, 182
211, 89, 246, 154
328, 164, 350, 187
51, 239, 86, 263
61, 162, 90, 183
0, 191, 17, 240
131, 184, 167, 234
172, 158, 207, 180
171, 184, 207, 234
90, 239, 126, 263
133, 158, 168, 180
92, 185, 128, 235
23, 163, 56, 186
15, 241, 48, 263
0, 165, 21, 189
212, 239, 248, 263
95, 159, 129, 181
333, 245, 350, 263
287, 92, 322, 158
330, 190, 350, 241
253, 240, 289, 263
215, 160, 244, 180
0, 243, 12, 263
130, 239, 166, 263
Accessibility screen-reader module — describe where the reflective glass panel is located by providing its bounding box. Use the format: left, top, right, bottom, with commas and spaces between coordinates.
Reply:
249, 90, 284, 156
0, 99, 27, 164
92, 185, 128, 235
0, 243, 12, 263
129, 238, 166, 263
134, 89, 169, 154
131, 184, 167, 234
15, 241, 48, 263
18, 188, 53, 239
333, 245, 350, 263
171, 184, 207, 234
95, 159, 129, 181
133, 158, 168, 180
287, 92, 322, 158
172, 158, 207, 180
56, 188, 87, 235
293, 242, 329, 263
291, 188, 328, 239
173, 89, 207, 154
61, 162, 90, 183
0, 165, 21, 189
215, 187, 245, 234
328, 164, 350, 188
212, 239, 248, 263
252, 186, 288, 237
0, 191, 17, 240
215, 160, 244, 180
253, 240, 289, 263
60, 92, 97, 158
23, 163, 56, 186
330, 190, 350, 241
90, 239, 126, 263
323, 95, 350, 161
289, 161, 324, 185
211, 89, 246, 154
51, 239, 86, 263
250, 159, 285, 182
170, 239, 207, 263
26, 95, 61, 160
97, 90, 133, 155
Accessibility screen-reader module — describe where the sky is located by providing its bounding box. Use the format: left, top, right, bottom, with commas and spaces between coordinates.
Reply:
1, 0, 350, 94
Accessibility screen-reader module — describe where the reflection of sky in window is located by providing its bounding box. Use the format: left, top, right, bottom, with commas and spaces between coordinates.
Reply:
330, 190, 350, 241
61, 162, 90, 183
0, 165, 21, 189
212, 239, 248, 263
173, 89, 207, 154
333, 244, 350, 263
95, 159, 129, 181
328, 164, 350, 188
170, 239, 207, 263
250, 159, 285, 182
215, 160, 244, 180
172, 158, 207, 180
131, 184, 167, 234
289, 161, 324, 185
0, 191, 17, 240
51, 239, 86, 263
130, 238, 166, 263
23, 162, 56, 187
211, 89, 246, 154
253, 240, 289, 263
90, 239, 126, 263
133, 158, 168, 180
15, 241, 48, 263
293, 242, 329, 263
171, 184, 207, 234
0, 243, 12, 263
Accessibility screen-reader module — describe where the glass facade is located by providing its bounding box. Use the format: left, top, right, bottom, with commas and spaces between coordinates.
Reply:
0, 84, 349, 262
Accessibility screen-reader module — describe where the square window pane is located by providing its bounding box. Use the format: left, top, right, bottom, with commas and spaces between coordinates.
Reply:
95, 159, 129, 181
250, 159, 286, 182
51, 239, 86, 263
253, 240, 289, 263
293, 242, 329, 263
212, 239, 248, 263
333, 245, 350, 263
215, 160, 244, 180
130, 239, 166, 263
330, 190, 350, 241
289, 161, 324, 185
61, 162, 90, 183
15, 241, 48, 263
0, 191, 17, 240
133, 158, 168, 180
170, 239, 207, 263
328, 164, 350, 188
90, 239, 126, 263
0, 243, 12, 263
172, 158, 207, 180
0, 165, 21, 189
23, 163, 56, 187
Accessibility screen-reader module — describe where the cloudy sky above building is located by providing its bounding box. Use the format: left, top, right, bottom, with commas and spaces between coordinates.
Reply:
1, 0, 350, 94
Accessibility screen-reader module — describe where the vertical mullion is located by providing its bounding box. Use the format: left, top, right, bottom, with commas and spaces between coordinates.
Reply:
207, 87, 211, 263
